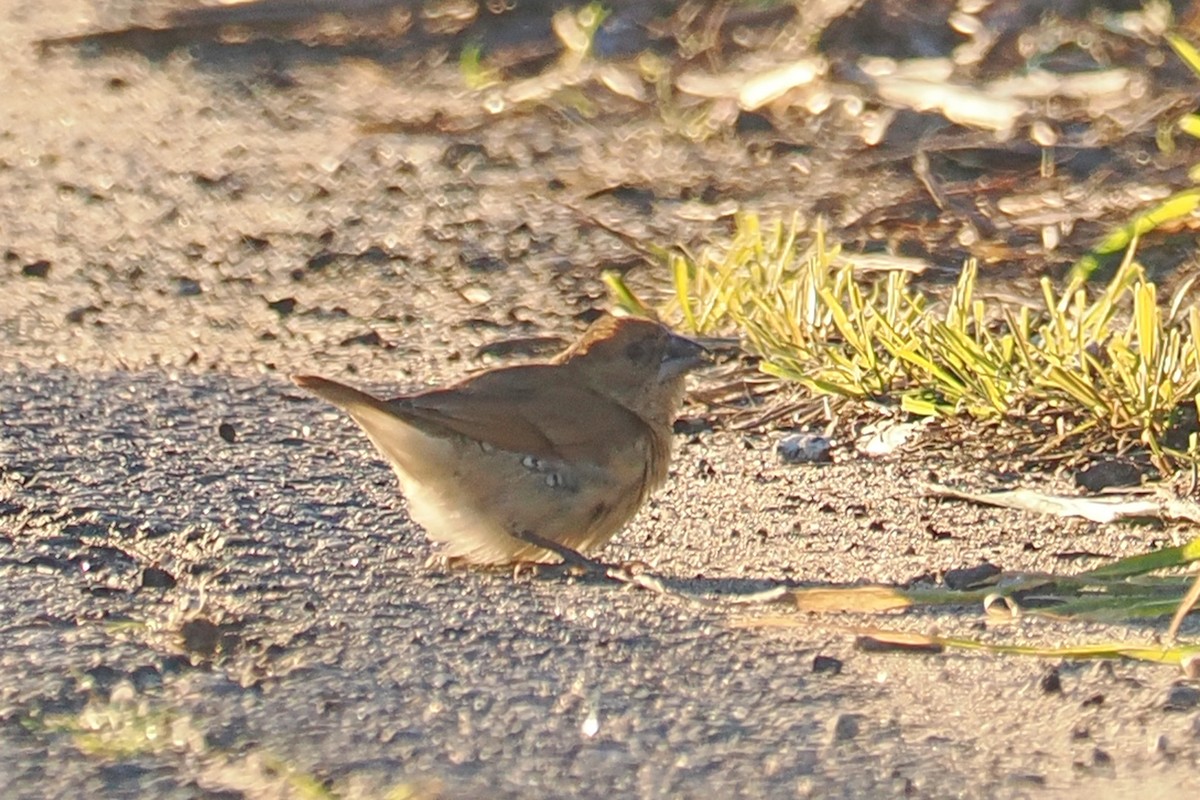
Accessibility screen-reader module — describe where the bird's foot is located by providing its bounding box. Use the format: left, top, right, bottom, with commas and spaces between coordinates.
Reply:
506, 533, 675, 594
510, 530, 617, 580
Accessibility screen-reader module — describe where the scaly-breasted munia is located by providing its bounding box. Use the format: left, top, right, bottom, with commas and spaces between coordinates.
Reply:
293, 314, 707, 565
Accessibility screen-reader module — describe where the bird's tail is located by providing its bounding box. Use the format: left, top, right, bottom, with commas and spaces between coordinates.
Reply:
292, 375, 393, 416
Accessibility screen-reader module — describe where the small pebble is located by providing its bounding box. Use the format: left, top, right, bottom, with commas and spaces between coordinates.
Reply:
22, 259, 50, 278
180, 618, 221, 656
829, 713, 861, 742
777, 432, 832, 464
141, 566, 176, 590
267, 297, 297, 316
1163, 684, 1200, 711
944, 562, 1000, 590
176, 277, 202, 296
1075, 458, 1143, 491
812, 655, 843, 675
1039, 666, 1063, 695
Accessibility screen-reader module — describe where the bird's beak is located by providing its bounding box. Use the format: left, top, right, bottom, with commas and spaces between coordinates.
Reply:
658, 332, 710, 381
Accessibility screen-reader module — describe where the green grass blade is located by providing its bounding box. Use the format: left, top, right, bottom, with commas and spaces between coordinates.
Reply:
1079, 536, 1200, 579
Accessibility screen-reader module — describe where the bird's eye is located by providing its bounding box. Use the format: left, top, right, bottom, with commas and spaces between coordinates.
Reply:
624, 341, 648, 361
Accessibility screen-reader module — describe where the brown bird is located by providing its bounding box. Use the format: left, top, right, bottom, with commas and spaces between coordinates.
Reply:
292, 315, 707, 566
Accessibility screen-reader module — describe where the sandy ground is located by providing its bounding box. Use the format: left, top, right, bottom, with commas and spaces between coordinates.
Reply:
3, 2, 1200, 798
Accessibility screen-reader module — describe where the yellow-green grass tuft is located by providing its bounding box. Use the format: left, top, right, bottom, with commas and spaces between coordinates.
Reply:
610, 213, 1200, 471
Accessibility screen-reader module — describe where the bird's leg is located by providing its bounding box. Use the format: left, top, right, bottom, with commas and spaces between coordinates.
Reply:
507, 531, 691, 598
424, 552, 450, 571
510, 529, 612, 577
423, 552, 475, 572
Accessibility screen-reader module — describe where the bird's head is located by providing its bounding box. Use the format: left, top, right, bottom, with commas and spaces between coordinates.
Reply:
556, 315, 708, 424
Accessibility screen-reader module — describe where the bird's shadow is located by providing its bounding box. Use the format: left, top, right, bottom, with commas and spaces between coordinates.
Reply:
515, 561, 1173, 632
507, 561, 997, 617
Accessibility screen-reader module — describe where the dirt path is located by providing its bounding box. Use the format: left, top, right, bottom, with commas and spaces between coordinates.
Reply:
3, 3, 1199, 797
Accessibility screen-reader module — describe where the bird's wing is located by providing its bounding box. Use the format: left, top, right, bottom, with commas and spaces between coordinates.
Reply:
293, 369, 647, 465
393, 365, 648, 464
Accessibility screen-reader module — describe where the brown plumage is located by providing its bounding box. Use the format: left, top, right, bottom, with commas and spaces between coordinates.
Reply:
292, 315, 707, 565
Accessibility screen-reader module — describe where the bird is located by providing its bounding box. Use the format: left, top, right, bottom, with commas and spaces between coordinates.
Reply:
292, 314, 708, 566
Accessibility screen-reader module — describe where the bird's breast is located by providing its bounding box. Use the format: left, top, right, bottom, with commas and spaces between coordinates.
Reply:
348, 402, 670, 564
